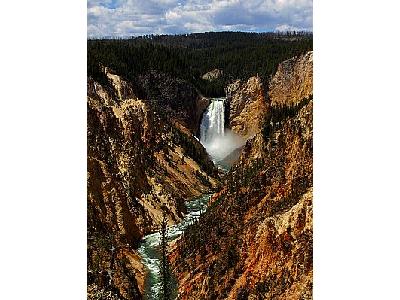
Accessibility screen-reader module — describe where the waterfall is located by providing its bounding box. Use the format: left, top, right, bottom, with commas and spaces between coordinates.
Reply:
200, 98, 225, 145
200, 98, 245, 163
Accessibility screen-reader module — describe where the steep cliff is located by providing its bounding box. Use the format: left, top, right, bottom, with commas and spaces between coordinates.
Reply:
87, 69, 220, 299
172, 52, 313, 300
225, 51, 312, 140
225, 76, 268, 138
268, 51, 313, 108
137, 71, 209, 135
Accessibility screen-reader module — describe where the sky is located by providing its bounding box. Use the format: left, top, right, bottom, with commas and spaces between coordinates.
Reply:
88, 0, 312, 37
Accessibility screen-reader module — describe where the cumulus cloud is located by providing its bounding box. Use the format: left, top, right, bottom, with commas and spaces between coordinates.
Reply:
87, 0, 312, 37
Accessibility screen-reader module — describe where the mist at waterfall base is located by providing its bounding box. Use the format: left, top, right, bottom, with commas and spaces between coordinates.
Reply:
201, 129, 245, 162
200, 98, 245, 163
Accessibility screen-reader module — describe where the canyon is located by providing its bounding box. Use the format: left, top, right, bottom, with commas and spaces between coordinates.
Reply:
87, 48, 313, 300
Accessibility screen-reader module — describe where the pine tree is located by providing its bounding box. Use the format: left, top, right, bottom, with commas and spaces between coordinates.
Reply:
160, 210, 171, 300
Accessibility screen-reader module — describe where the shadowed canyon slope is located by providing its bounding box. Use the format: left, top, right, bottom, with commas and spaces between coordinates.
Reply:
137, 71, 210, 135
171, 51, 313, 300
87, 68, 220, 299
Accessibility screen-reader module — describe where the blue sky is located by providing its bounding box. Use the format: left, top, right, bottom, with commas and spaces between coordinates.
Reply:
88, 0, 312, 37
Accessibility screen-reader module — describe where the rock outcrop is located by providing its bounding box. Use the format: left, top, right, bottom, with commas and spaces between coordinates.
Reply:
225, 76, 268, 138
171, 52, 313, 299
87, 69, 220, 299
202, 68, 223, 81
137, 71, 209, 135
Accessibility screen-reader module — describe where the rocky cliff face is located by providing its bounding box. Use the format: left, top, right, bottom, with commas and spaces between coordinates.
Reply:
268, 51, 313, 108
225, 51, 312, 140
225, 76, 268, 138
171, 52, 313, 300
137, 71, 209, 135
87, 69, 220, 299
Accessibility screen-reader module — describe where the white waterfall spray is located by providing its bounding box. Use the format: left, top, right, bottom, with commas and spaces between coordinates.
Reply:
200, 97, 245, 162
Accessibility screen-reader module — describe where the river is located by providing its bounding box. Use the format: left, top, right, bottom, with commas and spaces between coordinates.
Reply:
138, 97, 240, 299
137, 194, 211, 300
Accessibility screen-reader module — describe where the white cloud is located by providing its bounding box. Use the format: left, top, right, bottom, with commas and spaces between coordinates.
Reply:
275, 24, 306, 32
87, 0, 312, 37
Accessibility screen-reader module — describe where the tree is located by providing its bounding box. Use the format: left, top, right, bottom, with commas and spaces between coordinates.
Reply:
88, 32, 313, 97
160, 210, 172, 300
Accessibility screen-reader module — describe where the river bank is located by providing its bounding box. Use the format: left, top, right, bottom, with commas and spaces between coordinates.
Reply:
138, 194, 211, 300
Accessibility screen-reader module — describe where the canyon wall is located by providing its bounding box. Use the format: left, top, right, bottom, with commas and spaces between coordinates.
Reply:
87, 69, 220, 299
269, 51, 313, 107
225, 76, 268, 138
225, 51, 312, 139
172, 51, 313, 300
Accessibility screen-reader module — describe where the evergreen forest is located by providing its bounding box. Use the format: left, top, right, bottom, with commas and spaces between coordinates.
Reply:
88, 31, 313, 97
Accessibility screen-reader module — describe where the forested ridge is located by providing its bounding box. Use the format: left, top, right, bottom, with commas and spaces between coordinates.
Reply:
88, 31, 312, 96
